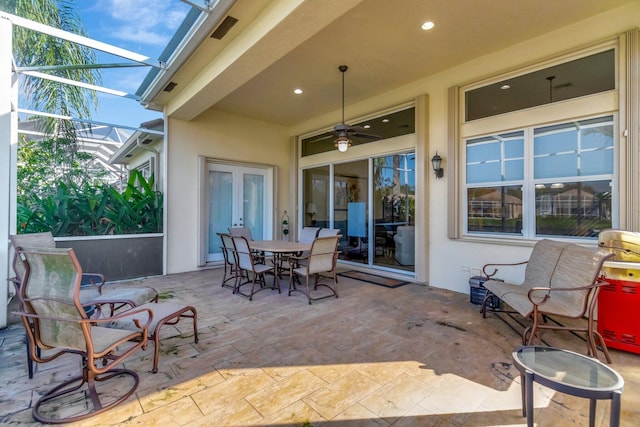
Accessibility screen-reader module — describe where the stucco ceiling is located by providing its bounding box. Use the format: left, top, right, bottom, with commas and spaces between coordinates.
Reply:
153, 0, 635, 128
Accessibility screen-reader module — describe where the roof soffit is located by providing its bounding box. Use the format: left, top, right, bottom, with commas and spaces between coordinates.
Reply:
149, 0, 637, 127
163, 0, 363, 120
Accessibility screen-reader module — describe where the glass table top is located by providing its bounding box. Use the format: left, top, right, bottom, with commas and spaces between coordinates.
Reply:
514, 346, 624, 390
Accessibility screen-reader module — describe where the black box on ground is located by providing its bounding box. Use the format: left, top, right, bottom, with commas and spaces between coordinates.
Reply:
469, 275, 502, 309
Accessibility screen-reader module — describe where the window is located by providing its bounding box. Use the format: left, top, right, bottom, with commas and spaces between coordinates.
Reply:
465, 49, 615, 121
135, 160, 152, 180
465, 116, 614, 238
301, 107, 415, 156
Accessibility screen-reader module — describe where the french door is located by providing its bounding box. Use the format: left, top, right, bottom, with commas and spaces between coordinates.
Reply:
206, 162, 273, 262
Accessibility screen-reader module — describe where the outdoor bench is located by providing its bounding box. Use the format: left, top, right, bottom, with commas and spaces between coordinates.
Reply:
480, 239, 614, 362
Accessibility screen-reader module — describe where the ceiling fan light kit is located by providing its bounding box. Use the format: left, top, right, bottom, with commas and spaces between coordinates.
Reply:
335, 136, 351, 152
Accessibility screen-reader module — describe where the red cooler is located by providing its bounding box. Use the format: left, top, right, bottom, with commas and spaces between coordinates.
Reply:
598, 229, 640, 354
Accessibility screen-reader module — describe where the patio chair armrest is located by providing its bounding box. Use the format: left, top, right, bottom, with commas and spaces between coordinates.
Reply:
482, 260, 528, 278
81, 273, 106, 292
527, 286, 552, 305
527, 279, 607, 307
288, 254, 308, 262
98, 306, 153, 326
8, 276, 20, 292
13, 306, 153, 331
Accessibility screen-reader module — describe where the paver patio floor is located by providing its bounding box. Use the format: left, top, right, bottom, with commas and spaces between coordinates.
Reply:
1, 266, 638, 426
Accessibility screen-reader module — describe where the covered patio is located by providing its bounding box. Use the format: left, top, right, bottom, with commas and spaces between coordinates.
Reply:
1, 268, 639, 426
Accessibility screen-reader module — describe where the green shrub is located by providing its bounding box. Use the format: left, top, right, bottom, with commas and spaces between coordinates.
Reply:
18, 170, 162, 236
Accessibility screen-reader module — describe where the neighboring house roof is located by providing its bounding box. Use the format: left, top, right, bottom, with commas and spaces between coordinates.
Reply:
109, 118, 164, 165
18, 119, 129, 183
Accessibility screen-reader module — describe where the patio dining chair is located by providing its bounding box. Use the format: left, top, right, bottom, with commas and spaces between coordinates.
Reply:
288, 235, 340, 304
318, 228, 341, 237
218, 232, 245, 291
14, 247, 152, 424
232, 235, 278, 300
299, 226, 320, 244
229, 226, 253, 240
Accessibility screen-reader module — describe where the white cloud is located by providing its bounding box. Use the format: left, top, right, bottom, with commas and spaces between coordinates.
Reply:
103, 0, 190, 46
113, 28, 169, 46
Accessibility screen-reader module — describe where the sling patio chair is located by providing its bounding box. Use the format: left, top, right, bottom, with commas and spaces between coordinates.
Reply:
288, 235, 340, 304
232, 235, 278, 300
9, 232, 158, 378
14, 247, 153, 424
481, 239, 614, 363
228, 226, 253, 240
218, 232, 242, 291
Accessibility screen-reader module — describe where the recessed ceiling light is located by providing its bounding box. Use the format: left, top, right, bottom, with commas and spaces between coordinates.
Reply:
294, 88, 303, 94
500, 84, 511, 90
421, 21, 435, 31
363, 124, 371, 129
382, 118, 390, 123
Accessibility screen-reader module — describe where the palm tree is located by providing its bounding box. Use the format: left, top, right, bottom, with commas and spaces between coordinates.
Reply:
1, 0, 100, 142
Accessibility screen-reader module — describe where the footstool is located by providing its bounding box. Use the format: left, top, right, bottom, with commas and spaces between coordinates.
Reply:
111, 302, 198, 373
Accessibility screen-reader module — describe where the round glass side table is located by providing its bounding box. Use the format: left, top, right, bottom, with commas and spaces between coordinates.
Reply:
512, 346, 624, 427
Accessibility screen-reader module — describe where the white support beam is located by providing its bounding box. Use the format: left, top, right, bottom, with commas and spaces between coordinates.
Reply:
180, 0, 218, 13
20, 70, 141, 100
0, 17, 18, 328
17, 109, 164, 135
0, 12, 163, 69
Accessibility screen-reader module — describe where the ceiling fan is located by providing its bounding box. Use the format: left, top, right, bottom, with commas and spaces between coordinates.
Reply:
333, 65, 381, 152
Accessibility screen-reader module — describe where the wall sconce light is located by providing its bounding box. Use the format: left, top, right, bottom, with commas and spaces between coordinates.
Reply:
335, 136, 352, 152
431, 152, 444, 179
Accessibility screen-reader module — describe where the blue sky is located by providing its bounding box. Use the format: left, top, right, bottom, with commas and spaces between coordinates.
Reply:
75, 0, 192, 128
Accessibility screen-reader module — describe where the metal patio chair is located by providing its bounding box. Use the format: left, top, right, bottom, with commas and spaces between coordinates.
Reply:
14, 247, 152, 424
9, 232, 158, 378
288, 235, 340, 304
218, 232, 242, 290
232, 235, 278, 300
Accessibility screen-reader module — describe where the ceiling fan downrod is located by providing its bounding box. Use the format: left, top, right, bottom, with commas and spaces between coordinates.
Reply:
339, 65, 348, 125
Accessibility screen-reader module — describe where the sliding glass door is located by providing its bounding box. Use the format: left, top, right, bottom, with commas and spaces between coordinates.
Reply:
372, 153, 415, 271
302, 152, 415, 273
335, 160, 369, 264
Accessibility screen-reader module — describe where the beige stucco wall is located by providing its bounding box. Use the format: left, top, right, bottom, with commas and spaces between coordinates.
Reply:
164, 2, 640, 292
423, 3, 639, 294
291, 2, 640, 293
165, 108, 290, 274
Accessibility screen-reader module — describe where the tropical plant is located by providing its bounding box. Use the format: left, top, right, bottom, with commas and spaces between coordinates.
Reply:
17, 170, 162, 236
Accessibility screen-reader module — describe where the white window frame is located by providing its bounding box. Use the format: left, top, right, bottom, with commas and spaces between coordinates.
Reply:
462, 115, 616, 240
134, 160, 152, 181
454, 40, 620, 242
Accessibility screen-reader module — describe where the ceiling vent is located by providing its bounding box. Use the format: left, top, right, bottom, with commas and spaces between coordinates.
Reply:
141, 138, 153, 145
163, 81, 178, 92
210, 16, 238, 40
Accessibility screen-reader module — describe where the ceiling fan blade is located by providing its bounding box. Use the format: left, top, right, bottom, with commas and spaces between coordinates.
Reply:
305, 133, 334, 144
345, 125, 381, 140
351, 131, 381, 140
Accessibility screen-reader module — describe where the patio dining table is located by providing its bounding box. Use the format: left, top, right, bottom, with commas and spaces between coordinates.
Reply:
249, 240, 311, 285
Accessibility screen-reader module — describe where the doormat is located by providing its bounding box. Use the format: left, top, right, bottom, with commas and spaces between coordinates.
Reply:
337, 270, 410, 289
